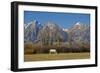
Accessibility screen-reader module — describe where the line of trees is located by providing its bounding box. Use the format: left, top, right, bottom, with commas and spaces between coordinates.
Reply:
24, 42, 90, 54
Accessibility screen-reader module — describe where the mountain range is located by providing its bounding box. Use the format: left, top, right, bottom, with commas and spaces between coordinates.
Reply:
24, 20, 90, 46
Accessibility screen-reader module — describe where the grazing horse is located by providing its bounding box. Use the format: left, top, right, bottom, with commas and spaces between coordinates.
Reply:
49, 49, 57, 54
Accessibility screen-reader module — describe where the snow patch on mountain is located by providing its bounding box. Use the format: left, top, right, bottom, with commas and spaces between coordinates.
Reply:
63, 28, 68, 32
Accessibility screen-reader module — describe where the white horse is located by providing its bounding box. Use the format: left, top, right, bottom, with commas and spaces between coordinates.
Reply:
49, 49, 57, 54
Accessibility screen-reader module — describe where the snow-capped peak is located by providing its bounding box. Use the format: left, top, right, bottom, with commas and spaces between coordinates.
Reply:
75, 22, 81, 26
44, 21, 58, 30
25, 20, 38, 29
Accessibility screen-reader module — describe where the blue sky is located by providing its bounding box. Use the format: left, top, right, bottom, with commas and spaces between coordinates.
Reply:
24, 11, 90, 29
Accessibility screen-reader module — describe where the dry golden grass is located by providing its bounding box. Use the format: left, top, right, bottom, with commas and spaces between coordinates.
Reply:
24, 52, 90, 62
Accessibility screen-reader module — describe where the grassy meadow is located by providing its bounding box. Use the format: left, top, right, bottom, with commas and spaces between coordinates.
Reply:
24, 53, 90, 62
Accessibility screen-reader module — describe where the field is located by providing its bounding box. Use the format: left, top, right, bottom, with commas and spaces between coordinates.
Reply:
24, 52, 90, 62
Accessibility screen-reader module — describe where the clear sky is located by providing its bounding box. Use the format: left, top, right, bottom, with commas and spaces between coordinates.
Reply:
24, 11, 90, 29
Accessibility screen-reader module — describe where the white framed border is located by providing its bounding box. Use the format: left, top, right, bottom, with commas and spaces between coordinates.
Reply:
18, 5, 96, 69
